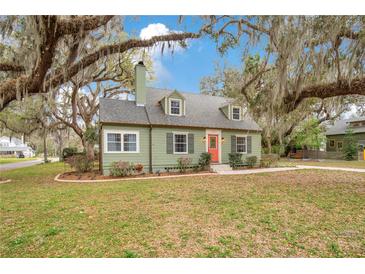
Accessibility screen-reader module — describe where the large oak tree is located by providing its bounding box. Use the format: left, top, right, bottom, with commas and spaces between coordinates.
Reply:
0, 16, 199, 110
199, 16, 364, 112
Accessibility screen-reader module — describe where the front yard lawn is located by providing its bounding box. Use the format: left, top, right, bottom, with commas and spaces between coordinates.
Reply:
0, 157, 37, 165
280, 159, 365, 169
0, 162, 364, 257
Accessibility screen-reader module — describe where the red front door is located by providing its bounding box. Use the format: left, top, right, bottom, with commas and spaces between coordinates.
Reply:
208, 135, 219, 162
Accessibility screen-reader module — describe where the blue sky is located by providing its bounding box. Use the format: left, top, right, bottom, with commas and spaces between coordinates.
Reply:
123, 16, 256, 93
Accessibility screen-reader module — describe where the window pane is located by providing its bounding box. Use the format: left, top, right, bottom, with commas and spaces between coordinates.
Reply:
174, 134, 187, 153
123, 134, 137, 152
124, 143, 136, 152
233, 108, 240, 120
107, 142, 121, 152
209, 136, 217, 148
108, 133, 121, 142
170, 100, 181, 114
124, 134, 136, 142
236, 137, 246, 153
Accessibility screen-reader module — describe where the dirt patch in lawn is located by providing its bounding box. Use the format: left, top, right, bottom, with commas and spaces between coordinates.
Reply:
58, 170, 213, 181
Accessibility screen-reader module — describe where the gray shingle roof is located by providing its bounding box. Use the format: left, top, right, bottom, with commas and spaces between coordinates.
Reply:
100, 87, 262, 131
325, 117, 365, 135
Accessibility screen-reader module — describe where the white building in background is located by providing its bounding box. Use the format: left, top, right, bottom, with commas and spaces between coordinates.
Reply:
0, 136, 35, 158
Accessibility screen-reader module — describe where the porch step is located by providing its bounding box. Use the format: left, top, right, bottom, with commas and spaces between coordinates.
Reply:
211, 164, 232, 173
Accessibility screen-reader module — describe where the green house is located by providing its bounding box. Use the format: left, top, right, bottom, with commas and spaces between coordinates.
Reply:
99, 62, 262, 174
326, 117, 365, 154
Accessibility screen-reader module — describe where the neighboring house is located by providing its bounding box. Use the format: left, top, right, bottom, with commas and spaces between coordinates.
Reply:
99, 62, 262, 175
326, 117, 365, 156
0, 136, 35, 158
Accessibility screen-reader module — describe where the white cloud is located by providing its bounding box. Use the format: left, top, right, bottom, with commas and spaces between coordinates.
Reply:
139, 23, 185, 85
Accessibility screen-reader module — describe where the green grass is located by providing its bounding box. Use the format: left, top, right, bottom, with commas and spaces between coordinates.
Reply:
280, 159, 365, 169
1, 162, 364, 257
0, 157, 37, 165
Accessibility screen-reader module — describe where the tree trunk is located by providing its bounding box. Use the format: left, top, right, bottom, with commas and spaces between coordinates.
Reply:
267, 134, 272, 154
43, 129, 48, 163
83, 139, 95, 161
58, 131, 63, 161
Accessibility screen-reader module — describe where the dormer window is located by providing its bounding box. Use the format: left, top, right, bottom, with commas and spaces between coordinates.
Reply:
232, 107, 241, 121
169, 98, 182, 116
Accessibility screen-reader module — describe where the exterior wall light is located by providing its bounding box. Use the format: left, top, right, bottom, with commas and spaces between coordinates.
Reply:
221, 137, 225, 144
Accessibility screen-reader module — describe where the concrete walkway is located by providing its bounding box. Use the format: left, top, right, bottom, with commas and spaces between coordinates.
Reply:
297, 165, 365, 173
217, 165, 365, 175
217, 167, 301, 175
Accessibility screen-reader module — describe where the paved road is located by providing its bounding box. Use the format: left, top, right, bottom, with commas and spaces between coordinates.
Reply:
0, 159, 43, 172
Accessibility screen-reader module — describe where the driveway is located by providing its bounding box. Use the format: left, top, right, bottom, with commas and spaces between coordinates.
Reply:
0, 159, 43, 172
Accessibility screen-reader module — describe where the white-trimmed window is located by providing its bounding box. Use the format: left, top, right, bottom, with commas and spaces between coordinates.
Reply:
107, 133, 121, 152
105, 131, 139, 153
232, 107, 241, 120
236, 136, 247, 153
169, 98, 182, 116
174, 133, 188, 154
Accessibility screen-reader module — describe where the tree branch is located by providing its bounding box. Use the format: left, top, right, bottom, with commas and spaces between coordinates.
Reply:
57, 16, 114, 36
284, 77, 365, 112
0, 63, 25, 72
45, 32, 200, 91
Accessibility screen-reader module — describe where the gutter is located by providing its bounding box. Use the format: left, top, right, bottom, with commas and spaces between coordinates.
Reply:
144, 107, 153, 173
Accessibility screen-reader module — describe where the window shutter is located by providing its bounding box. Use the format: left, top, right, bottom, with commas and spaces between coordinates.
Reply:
231, 135, 236, 153
188, 133, 194, 154
247, 136, 252, 154
166, 133, 173, 154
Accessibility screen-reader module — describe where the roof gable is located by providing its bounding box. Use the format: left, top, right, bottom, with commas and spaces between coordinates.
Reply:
326, 116, 365, 135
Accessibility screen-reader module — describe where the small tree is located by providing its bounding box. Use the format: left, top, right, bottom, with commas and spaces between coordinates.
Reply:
293, 118, 326, 150
343, 129, 357, 161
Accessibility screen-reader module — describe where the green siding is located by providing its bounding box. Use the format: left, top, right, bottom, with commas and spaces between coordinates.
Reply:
221, 130, 262, 163
151, 127, 205, 170
102, 125, 150, 175
102, 124, 262, 174
326, 133, 365, 152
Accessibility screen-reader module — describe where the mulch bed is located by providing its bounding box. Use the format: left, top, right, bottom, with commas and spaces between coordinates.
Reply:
59, 170, 212, 180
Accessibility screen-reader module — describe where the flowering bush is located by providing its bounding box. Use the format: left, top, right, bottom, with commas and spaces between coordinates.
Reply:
177, 157, 192, 173
134, 163, 144, 173
110, 161, 133, 177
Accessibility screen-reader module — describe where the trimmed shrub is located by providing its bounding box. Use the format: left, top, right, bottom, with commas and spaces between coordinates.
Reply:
198, 152, 212, 170
260, 154, 279, 168
228, 153, 243, 168
246, 156, 257, 168
110, 161, 133, 177
177, 157, 192, 173
66, 154, 93, 173
62, 147, 77, 161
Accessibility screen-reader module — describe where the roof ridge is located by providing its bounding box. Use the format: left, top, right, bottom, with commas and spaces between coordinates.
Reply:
146, 86, 231, 100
